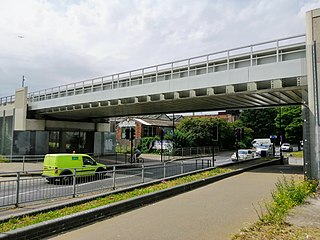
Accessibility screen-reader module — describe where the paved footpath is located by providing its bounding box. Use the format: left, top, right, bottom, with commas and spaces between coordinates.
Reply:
49, 165, 303, 240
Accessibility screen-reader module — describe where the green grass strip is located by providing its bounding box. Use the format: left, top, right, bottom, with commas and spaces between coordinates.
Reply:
0, 168, 230, 233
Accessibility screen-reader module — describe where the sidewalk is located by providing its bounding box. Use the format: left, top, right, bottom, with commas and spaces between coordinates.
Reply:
49, 164, 306, 240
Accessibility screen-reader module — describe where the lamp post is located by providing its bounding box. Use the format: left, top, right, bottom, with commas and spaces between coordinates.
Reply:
22, 75, 25, 87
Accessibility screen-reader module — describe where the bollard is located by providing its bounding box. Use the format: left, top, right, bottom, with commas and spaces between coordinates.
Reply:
72, 169, 77, 198
22, 156, 25, 172
163, 162, 166, 179
112, 166, 116, 190
141, 164, 145, 183
181, 161, 184, 174
15, 172, 21, 207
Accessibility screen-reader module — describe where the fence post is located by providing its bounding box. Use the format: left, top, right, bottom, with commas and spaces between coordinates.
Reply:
196, 159, 198, 170
163, 162, 166, 179
181, 161, 184, 174
22, 156, 25, 172
15, 172, 21, 207
72, 168, 76, 198
141, 164, 145, 183
112, 166, 116, 190
202, 159, 204, 169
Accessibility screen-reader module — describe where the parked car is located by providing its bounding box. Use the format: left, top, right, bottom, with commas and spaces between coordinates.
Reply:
231, 149, 255, 161
281, 143, 293, 152
42, 154, 107, 184
256, 143, 273, 156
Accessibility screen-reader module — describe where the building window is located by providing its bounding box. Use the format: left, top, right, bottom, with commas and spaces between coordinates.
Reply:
49, 131, 60, 153
143, 126, 157, 137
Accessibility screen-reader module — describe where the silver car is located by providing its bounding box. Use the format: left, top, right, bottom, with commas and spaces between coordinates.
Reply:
231, 149, 255, 161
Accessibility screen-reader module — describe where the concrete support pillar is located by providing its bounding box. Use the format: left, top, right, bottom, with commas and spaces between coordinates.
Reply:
297, 77, 308, 86
160, 94, 165, 101
1, 110, 5, 154
14, 87, 28, 131
247, 82, 257, 91
306, 8, 320, 179
134, 97, 139, 103
174, 92, 180, 99
147, 96, 151, 102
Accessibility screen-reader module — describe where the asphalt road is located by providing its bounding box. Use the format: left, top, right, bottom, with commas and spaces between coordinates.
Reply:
49, 164, 304, 240
0, 159, 220, 207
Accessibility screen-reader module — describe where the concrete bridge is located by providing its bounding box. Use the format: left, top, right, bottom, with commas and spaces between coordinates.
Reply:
0, 8, 319, 179
1, 34, 307, 121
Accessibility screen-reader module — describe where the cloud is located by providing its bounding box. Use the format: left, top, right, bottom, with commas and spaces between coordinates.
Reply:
0, 0, 319, 97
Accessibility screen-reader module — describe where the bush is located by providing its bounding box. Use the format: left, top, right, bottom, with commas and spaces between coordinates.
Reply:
137, 137, 160, 153
259, 177, 318, 224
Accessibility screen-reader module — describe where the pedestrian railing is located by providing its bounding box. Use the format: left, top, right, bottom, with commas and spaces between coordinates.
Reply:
0, 159, 213, 208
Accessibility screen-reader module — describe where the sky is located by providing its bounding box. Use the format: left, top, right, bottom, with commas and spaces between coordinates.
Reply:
0, 0, 319, 97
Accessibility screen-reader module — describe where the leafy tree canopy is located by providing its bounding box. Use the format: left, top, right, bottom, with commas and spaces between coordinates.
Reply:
239, 108, 278, 138
275, 106, 302, 144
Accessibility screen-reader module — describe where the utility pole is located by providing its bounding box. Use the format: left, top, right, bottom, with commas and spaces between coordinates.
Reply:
22, 75, 25, 87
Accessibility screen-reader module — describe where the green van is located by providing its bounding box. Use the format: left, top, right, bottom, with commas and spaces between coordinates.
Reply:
42, 154, 107, 184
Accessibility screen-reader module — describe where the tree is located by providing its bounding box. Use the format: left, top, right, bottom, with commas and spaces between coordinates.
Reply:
275, 106, 302, 146
174, 117, 235, 149
239, 108, 278, 138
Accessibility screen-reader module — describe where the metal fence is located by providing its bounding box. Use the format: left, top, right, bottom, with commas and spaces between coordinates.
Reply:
0, 159, 213, 208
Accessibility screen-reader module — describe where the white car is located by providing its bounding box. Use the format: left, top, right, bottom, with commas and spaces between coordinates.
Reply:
281, 143, 293, 152
231, 149, 255, 161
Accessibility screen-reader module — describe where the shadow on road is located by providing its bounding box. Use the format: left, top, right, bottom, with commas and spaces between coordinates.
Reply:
250, 164, 303, 175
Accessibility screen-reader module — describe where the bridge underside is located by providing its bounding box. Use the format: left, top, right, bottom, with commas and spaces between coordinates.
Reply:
31, 84, 308, 121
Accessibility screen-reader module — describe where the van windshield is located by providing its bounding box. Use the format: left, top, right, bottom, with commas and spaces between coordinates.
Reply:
259, 144, 270, 149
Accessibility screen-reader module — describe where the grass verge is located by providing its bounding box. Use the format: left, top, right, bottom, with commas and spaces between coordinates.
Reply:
0, 168, 231, 233
289, 151, 303, 158
232, 177, 318, 239
0, 155, 8, 163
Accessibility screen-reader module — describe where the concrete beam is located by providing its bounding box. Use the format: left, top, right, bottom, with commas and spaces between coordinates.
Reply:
297, 77, 307, 86
226, 85, 234, 93
271, 79, 282, 89
190, 90, 196, 97
247, 82, 257, 91
207, 88, 214, 95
